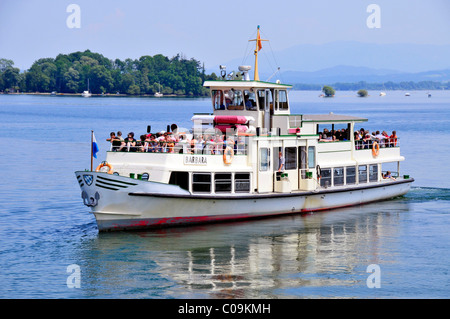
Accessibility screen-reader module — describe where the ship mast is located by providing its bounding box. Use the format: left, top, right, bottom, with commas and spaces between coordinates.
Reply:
249, 25, 268, 81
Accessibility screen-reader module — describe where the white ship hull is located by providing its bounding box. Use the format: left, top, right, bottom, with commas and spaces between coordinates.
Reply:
74, 27, 414, 232
76, 171, 413, 231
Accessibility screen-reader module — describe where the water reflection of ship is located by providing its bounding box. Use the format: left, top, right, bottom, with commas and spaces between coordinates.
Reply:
80, 200, 409, 298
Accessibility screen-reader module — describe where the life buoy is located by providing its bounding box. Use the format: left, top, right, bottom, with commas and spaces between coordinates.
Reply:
223, 146, 234, 164
372, 142, 380, 157
95, 161, 114, 174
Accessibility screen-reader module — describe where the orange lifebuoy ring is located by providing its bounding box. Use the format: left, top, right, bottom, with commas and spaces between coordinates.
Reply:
372, 142, 380, 157
223, 146, 234, 164
95, 161, 114, 174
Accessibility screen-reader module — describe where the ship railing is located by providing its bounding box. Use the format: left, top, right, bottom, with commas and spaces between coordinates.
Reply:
109, 140, 249, 155
354, 138, 399, 150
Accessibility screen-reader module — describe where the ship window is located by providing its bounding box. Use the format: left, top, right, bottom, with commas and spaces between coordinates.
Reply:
308, 146, 315, 168
224, 90, 234, 109
318, 123, 351, 141
260, 148, 270, 171
278, 90, 288, 110
192, 173, 211, 193
320, 168, 332, 187
369, 164, 378, 182
346, 166, 356, 185
227, 90, 243, 110
285, 147, 297, 170
215, 173, 232, 193
169, 171, 189, 191
257, 90, 265, 110
257, 90, 272, 111
244, 90, 257, 110
235, 173, 250, 193
358, 165, 367, 184
212, 90, 225, 110
334, 167, 344, 186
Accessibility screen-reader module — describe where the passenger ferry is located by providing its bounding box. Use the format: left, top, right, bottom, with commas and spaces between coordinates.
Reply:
75, 27, 414, 231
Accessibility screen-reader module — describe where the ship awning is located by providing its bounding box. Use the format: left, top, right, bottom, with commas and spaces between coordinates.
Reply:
302, 114, 368, 123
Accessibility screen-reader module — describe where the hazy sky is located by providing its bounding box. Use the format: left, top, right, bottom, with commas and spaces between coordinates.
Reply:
1, 0, 449, 70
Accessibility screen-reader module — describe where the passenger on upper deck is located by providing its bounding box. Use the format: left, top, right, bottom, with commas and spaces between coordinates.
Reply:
354, 131, 362, 149
214, 135, 224, 154
390, 131, 398, 147
194, 135, 205, 154
117, 131, 124, 142
362, 131, 372, 149
374, 130, 386, 146
106, 132, 121, 151
147, 134, 157, 152
166, 134, 175, 153
106, 132, 117, 142
119, 132, 137, 152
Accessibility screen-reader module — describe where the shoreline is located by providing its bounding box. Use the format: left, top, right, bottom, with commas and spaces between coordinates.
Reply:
0, 92, 205, 97
0, 89, 446, 98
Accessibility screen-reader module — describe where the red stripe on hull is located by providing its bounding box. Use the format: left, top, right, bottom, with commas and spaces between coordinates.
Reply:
96, 201, 374, 231
98, 211, 293, 231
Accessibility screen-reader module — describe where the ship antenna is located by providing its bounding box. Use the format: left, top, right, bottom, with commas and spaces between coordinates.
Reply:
249, 25, 268, 81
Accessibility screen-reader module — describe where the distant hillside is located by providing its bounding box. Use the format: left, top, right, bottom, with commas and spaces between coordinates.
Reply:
280, 66, 450, 84
208, 41, 450, 83
270, 41, 450, 73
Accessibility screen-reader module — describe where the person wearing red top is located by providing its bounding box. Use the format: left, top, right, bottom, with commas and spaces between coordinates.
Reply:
390, 130, 398, 147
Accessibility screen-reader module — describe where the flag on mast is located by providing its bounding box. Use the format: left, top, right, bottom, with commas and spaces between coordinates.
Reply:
92, 132, 99, 159
256, 26, 263, 52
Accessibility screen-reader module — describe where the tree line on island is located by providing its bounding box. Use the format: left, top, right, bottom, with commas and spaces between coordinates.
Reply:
321, 86, 367, 97
296, 80, 449, 92
0, 51, 218, 96
1, 51, 448, 96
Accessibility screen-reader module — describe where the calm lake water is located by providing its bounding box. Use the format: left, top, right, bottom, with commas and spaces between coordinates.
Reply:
0, 90, 449, 299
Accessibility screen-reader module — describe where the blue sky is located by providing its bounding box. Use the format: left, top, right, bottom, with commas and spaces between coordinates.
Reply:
1, 0, 449, 71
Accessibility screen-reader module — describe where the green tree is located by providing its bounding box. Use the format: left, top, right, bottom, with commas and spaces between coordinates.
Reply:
2, 66, 20, 91
357, 89, 368, 97
127, 84, 140, 95
63, 67, 80, 93
322, 85, 335, 97
89, 65, 113, 94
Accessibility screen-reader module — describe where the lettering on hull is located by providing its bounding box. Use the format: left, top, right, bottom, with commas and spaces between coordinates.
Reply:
184, 155, 208, 165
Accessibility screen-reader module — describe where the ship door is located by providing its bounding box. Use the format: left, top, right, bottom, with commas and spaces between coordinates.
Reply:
259, 89, 272, 133
298, 146, 307, 189
257, 141, 273, 193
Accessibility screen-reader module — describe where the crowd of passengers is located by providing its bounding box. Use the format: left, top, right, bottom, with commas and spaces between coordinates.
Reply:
318, 127, 398, 149
106, 130, 246, 154
354, 128, 398, 149
318, 128, 350, 142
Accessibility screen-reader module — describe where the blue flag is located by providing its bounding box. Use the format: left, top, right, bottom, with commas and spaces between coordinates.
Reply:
92, 132, 99, 159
